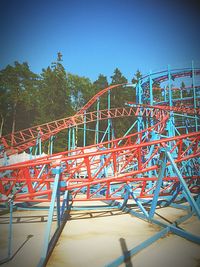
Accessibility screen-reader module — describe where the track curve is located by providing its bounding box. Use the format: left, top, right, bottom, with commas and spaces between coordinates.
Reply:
0, 68, 199, 207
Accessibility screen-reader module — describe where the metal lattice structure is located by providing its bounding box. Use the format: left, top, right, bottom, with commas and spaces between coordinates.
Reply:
0, 65, 200, 266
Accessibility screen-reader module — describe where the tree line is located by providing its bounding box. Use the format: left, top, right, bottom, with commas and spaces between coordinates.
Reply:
1, 54, 191, 151
0, 54, 142, 150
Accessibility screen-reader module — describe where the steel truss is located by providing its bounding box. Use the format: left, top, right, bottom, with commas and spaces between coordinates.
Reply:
0, 66, 200, 266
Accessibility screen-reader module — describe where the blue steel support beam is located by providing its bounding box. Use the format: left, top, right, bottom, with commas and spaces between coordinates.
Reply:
149, 71, 153, 106
56, 181, 61, 228
8, 199, 13, 258
83, 111, 87, 147
192, 61, 198, 131
136, 79, 143, 133
165, 149, 200, 219
108, 89, 111, 147
68, 128, 71, 152
29, 147, 33, 160
118, 120, 137, 145
167, 65, 175, 139
149, 150, 167, 219
125, 184, 149, 219
61, 187, 70, 219
169, 225, 200, 244
37, 167, 61, 267
72, 127, 76, 149
100, 125, 110, 143
95, 97, 100, 144
49, 136, 54, 155
105, 227, 169, 267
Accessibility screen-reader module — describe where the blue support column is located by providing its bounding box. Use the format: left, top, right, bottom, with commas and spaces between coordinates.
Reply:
8, 199, 13, 259
149, 71, 153, 106
136, 80, 143, 133
118, 121, 137, 145
61, 188, 70, 219
164, 86, 167, 102
3, 152, 8, 166
180, 87, 183, 99
95, 97, 100, 144
56, 181, 61, 228
29, 147, 33, 160
35, 130, 42, 156
72, 127, 76, 149
39, 137, 42, 155
108, 89, 111, 147
49, 136, 54, 155
165, 149, 200, 219
68, 128, 71, 152
192, 61, 198, 131
125, 184, 149, 218
149, 150, 167, 219
167, 65, 175, 138
83, 111, 87, 147
37, 167, 61, 267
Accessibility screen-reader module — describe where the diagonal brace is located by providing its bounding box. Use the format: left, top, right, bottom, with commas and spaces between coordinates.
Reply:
165, 149, 200, 219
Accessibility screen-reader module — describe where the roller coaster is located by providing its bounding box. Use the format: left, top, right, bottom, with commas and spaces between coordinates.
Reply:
0, 66, 200, 266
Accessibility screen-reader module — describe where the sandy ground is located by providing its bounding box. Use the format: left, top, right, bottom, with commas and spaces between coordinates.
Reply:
0, 202, 199, 267
0, 207, 57, 267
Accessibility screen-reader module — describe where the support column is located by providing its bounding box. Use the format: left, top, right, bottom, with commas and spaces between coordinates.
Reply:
108, 89, 111, 147
95, 97, 100, 144
149, 150, 167, 219
37, 167, 61, 267
192, 61, 198, 131
167, 65, 175, 138
166, 149, 200, 219
83, 111, 87, 147
137, 80, 143, 133
68, 128, 71, 152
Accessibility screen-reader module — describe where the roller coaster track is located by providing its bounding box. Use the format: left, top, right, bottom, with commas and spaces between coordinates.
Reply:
0, 69, 200, 205
0, 128, 199, 202
0, 84, 125, 154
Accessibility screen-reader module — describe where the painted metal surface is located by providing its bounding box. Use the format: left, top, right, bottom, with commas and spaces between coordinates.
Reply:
0, 66, 199, 266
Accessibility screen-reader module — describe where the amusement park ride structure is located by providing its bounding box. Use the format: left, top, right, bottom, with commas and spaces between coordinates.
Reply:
0, 65, 200, 266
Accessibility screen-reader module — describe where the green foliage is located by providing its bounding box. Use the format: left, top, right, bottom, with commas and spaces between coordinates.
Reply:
110, 68, 128, 107
131, 69, 142, 84
93, 74, 108, 92
0, 56, 141, 151
0, 61, 39, 135
35, 56, 72, 124
67, 73, 94, 112
109, 68, 136, 138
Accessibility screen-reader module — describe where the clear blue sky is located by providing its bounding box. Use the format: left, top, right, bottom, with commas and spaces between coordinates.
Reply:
0, 0, 200, 82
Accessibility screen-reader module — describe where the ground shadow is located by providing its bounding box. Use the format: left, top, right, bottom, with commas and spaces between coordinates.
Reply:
119, 238, 133, 267
69, 209, 124, 220
0, 215, 56, 224
0, 234, 33, 265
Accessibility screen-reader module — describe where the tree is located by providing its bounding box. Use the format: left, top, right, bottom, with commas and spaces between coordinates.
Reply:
93, 74, 108, 92
0, 87, 9, 137
35, 53, 72, 124
66, 73, 95, 146
110, 68, 128, 108
131, 69, 142, 84
0, 62, 39, 136
92, 74, 109, 110
110, 68, 135, 137
67, 73, 94, 112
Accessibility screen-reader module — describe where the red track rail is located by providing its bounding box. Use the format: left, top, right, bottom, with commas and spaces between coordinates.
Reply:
0, 130, 199, 202
0, 70, 200, 203
1, 84, 126, 154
